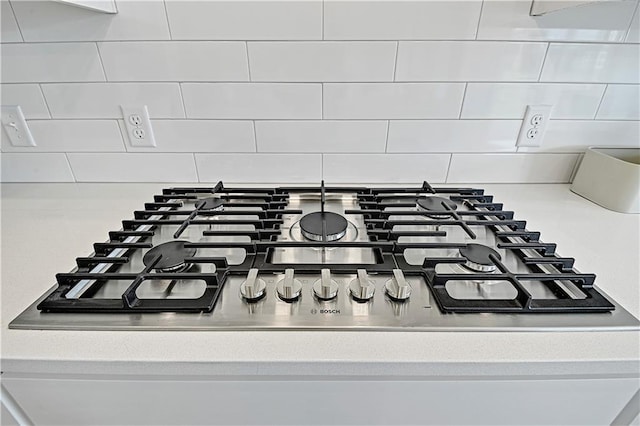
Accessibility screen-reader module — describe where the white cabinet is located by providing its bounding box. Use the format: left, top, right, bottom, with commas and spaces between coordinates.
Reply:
3, 375, 638, 425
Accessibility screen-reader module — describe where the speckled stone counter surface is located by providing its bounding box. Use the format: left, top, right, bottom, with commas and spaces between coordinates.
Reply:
2, 183, 639, 378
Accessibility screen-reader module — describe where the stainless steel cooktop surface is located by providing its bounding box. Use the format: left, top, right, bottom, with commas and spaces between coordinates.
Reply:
10, 181, 640, 331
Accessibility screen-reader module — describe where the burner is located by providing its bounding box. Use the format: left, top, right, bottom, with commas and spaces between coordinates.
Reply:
417, 196, 457, 219
196, 197, 224, 211
459, 244, 501, 273
143, 241, 197, 272
300, 211, 348, 242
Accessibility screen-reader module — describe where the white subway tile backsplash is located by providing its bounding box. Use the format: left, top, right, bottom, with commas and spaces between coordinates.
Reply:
2, 1, 638, 184
1, 120, 124, 152
395, 42, 546, 82
1, 84, 50, 119
387, 120, 521, 153
255, 120, 387, 152
541, 43, 640, 84
98, 42, 248, 82
10, 0, 170, 42
165, 1, 321, 40
461, 83, 606, 119
182, 83, 321, 119
0, 153, 74, 182
67, 153, 198, 182
125, 120, 255, 153
447, 153, 580, 183
195, 153, 322, 183
323, 154, 450, 183
324, 1, 481, 40
518, 120, 640, 153
41, 83, 184, 119
248, 42, 396, 82
1, 43, 105, 83
1, 1, 22, 42
323, 83, 465, 119
596, 85, 640, 120
477, 0, 637, 42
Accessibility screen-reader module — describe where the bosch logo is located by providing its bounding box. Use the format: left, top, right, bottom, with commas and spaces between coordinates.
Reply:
310, 308, 341, 314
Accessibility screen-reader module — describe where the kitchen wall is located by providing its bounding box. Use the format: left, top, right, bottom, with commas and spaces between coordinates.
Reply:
1, 0, 638, 184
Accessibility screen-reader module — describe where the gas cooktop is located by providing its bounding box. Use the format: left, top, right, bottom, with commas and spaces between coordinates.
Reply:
10, 181, 639, 331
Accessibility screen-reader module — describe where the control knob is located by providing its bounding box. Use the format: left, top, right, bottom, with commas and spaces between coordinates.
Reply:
385, 269, 411, 301
349, 269, 375, 301
313, 269, 339, 300
276, 268, 302, 302
240, 268, 266, 302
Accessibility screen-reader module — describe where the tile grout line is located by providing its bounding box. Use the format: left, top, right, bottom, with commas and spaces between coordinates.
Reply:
245, 41, 253, 81
458, 83, 468, 119
192, 153, 201, 182
38, 84, 53, 118
474, 0, 485, 40
63, 153, 78, 183
6, 80, 639, 85
593, 84, 609, 119
384, 120, 390, 153
321, 153, 324, 180
4, 150, 591, 155
444, 154, 454, 183
321, 0, 325, 40
209, 152, 611, 156
4, 39, 640, 44
18, 117, 640, 122
537, 43, 551, 82
1, 39, 640, 46
624, 1, 640, 41
252, 120, 258, 152
162, 0, 174, 40
392, 41, 399, 81
321, 83, 324, 119
8, 0, 25, 42
94, 42, 108, 81
177, 83, 187, 118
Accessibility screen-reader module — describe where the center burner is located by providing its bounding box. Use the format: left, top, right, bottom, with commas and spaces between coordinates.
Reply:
143, 240, 197, 273
195, 197, 224, 211
459, 243, 501, 273
300, 211, 348, 242
417, 196, 458, 219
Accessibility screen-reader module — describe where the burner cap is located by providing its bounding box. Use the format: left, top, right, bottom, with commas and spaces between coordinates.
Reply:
459, 244, 501, 273
143, 241, 197, 272
300, 211, 348, 242
417, 196, 457, 218
196, 197, 224, 211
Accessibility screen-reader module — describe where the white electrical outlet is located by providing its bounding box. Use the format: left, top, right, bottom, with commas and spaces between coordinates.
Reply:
1, 105, 36, 147
120, 105, 156, 147
517, 105, 552, 148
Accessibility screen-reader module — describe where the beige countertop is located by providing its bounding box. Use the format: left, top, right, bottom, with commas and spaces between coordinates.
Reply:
1, 183, 639, 377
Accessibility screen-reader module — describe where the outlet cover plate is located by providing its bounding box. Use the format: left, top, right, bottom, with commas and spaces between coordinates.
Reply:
1, 105, 36, 147
121, 105, 156, 148
517, 105, 552, 148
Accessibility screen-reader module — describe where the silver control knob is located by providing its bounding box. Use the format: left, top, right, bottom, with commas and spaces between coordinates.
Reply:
349, 269, 375, 301
276, 269, 302, 302
313, 269, 338, 300
240, 268, 266, 301
385, 269, 411, 301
